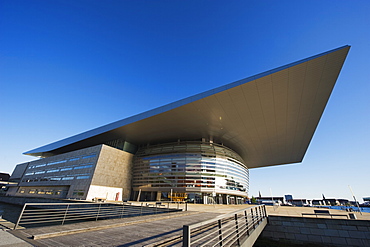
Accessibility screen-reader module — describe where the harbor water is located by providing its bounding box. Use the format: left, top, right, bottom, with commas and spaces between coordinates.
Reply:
325, 205, 370, 213
313, 204, 370, 213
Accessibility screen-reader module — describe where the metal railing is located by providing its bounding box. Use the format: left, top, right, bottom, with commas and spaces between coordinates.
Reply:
138, 201, 188, 211
14, 202, 182, 229
183, 204, 267, 247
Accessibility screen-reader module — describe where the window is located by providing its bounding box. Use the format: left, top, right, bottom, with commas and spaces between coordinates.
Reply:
61, 167, 72, 171
76, 175, 90, 179
47, 160, 67, 166
46, 169, 59, 173
82, 154, 96, 159
74, 164, 93, 170
62, 177, 74, 180
72, 190, 85, 196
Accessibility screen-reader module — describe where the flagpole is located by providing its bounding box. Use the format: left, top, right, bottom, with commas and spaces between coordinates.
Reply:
270, 188, 277, 211
349, 185, 362, 215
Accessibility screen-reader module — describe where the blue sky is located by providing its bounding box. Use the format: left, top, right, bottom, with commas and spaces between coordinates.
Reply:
1, 1, 369, 202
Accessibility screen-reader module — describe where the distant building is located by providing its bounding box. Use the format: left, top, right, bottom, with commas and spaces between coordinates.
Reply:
0, 172, 10, 181
6, 46, 350, 204
312, 199, 326, 206
284, 194, 293, 201
289, 199, 311, 207
337, 199, 349, 205
256, 196, 284, 205
323, 198, 339, 206
0, 172, 11, 195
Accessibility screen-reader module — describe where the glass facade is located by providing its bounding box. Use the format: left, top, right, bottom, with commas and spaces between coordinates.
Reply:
21, 152, 97, 183
132, 141, 249, 204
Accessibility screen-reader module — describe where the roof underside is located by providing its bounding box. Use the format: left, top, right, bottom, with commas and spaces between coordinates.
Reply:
25, 46, 350, 169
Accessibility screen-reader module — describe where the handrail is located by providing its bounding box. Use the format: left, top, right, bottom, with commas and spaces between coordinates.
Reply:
14, 202, 182, 229
134, 201, 188, 211
183, 204, 267, 247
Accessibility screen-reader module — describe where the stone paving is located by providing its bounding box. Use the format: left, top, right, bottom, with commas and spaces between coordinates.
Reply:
24, 211, 220, 246
0, 229, 33, 247
1, 203, 369, 247
20, 211, 198, 239
2, 203, 252, 247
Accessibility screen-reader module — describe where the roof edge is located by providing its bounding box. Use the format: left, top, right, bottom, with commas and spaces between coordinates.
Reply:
24, 45, 351, 156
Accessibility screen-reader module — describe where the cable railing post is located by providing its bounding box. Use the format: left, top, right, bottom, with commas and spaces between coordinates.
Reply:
244, 209, 249, 236
235, 213, 240, 246
14, 203, 27, 230
259, 205, 262, 222
263, 204, 269, 223
185, 202, 188, 211
218, 219, 223, 246
62, 204, 70, 225
120, 204, 125, 218
96, 203, 102, 221
251, 207, 254, 229
183, 225, 191, 247
265, 205, 268, 217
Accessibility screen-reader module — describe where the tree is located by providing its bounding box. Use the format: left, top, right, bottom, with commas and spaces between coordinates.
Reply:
251, 196, 257, 204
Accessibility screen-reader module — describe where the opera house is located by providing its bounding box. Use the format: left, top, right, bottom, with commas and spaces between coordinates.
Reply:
6, 46, 350, 204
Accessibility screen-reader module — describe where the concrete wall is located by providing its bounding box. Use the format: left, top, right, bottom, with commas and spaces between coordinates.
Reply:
86, 185, 122, 201
89, 145, 133, 201
259, 215, 370, 246
0, 195, 82, 206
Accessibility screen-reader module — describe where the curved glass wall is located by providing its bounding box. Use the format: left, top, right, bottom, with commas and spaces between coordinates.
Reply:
132, 141, 249, 203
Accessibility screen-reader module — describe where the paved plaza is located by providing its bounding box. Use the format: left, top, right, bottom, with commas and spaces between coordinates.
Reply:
1, 204, 369, 246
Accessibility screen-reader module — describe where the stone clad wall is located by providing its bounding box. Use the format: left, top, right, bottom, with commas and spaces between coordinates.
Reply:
89, 145, 133, 201
259, 216, 370, 246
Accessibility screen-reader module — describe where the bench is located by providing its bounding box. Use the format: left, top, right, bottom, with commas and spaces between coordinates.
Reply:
302, 209, 349, 218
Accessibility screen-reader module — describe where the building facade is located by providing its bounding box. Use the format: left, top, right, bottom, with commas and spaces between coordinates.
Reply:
7, 145, 133, 201
132, 141, 248, 204
7, 46, 350, 204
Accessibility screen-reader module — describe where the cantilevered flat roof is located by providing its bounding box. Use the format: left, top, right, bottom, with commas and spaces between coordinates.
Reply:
25, 46, 350, 168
